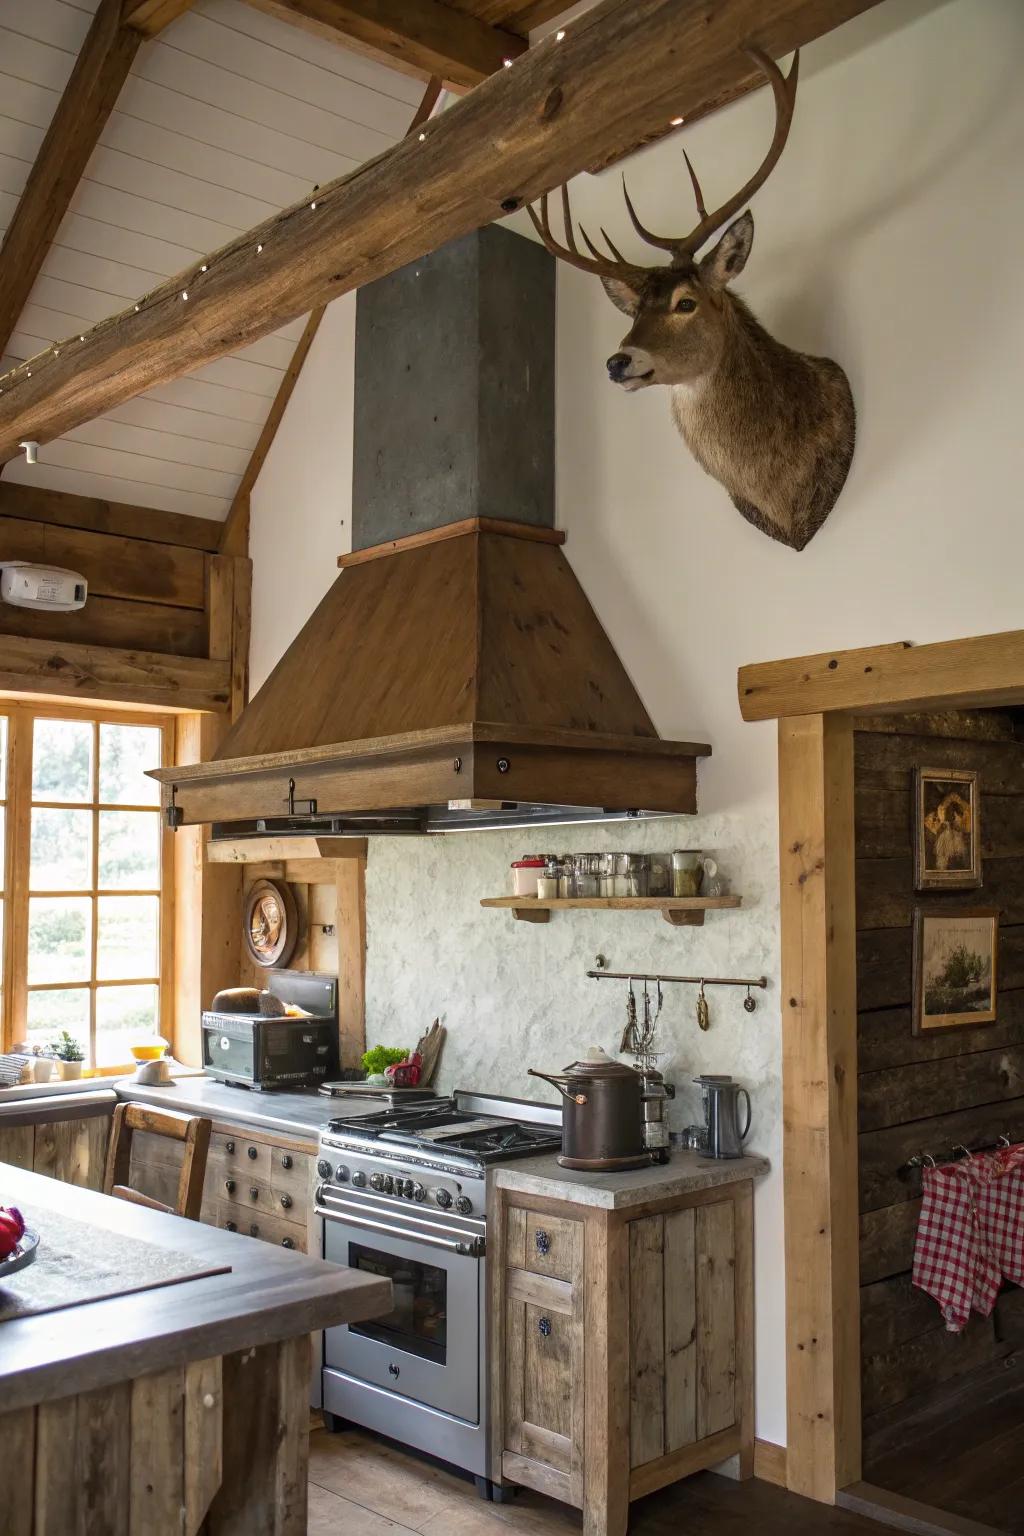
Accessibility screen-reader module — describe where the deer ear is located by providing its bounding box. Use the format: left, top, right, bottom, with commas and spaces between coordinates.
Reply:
699, 212, 754, 288
600, 276, 641, 316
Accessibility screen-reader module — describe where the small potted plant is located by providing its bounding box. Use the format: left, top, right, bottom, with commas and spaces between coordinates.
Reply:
50, 1031, 85, 1080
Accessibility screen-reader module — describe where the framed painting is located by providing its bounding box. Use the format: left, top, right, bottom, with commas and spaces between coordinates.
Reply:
912, 908, 999, 1035
914, 767, 981, 891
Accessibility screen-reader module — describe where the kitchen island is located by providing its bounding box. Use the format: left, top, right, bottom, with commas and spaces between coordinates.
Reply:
0, 1163, 391, 1535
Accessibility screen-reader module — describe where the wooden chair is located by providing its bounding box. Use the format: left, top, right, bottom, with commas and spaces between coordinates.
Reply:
103, 1103, 212, 1220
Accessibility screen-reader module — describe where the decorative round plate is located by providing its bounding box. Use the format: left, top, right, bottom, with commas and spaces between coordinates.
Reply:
0, 1229, 39, 1281
243, 879, 299, 969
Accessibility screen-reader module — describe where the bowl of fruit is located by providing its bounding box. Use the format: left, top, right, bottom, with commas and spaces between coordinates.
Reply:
0, 1205, 38, 1280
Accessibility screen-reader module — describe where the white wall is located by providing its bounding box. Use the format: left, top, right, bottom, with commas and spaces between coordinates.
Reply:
249, 0, 1024, 1447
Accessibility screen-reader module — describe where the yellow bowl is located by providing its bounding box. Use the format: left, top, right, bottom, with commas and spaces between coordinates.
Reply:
130, 1037, 168, 1063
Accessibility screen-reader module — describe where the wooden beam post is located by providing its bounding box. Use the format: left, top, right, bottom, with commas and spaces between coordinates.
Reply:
122, 0, 199, 36
0, 0, 140, 358
778, 713, 860, 1502
335, 855, 366, 1071
241, 0, 524, 91
0, 0, 883, 457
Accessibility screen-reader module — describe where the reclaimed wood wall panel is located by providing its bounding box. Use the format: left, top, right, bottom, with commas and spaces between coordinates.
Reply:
855, 713, 1024, 1427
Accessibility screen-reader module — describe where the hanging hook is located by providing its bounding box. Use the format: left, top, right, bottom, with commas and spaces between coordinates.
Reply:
743, 984, 757, 1014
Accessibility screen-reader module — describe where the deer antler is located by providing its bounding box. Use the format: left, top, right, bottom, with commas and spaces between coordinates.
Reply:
623, 47, 800, 264
527, 184, 648, 286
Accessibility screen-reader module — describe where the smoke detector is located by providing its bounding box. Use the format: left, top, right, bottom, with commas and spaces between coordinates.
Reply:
0, 562, 88, 612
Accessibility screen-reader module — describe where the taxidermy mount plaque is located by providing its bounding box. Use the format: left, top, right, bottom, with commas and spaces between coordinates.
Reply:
530, 49, 855, 552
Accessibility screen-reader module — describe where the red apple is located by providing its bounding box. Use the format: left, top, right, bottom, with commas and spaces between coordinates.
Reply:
0, 1205, 25, 1261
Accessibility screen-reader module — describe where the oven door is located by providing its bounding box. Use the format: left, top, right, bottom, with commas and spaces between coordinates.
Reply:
320, 1192, 483, 1423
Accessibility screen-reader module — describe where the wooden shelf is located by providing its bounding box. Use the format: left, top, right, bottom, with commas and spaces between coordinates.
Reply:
480, 896, 743, 928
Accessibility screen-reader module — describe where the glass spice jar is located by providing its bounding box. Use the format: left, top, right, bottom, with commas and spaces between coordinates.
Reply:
537, 858, 561, 900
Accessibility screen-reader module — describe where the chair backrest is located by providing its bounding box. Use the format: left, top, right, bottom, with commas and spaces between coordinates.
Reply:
103, 1102, 212, 1220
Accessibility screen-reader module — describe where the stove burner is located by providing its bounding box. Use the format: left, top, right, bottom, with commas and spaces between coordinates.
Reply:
328, 1095, 561, 1167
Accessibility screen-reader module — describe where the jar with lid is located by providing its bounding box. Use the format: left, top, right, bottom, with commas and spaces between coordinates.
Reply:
600, 852, 629, 897
623, 852, 650, 897
537, 858, 561, 900
648, 853, 671, 897
557, 856, 573, 899
511, 855, 547, 898
572, 853, 601, 898
671, 849, 704, 898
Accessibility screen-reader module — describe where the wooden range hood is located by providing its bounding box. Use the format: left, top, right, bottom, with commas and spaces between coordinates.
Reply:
151, 518, 710, 831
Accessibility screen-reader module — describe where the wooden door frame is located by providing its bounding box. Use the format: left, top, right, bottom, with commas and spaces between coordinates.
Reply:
736, 628, 1024, 1504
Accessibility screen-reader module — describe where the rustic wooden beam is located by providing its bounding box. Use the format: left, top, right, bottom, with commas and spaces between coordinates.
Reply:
0, 635, 230, 712
739, 631, 1024, 722
122, 0, 199, 35
0, 0, 883, 460
241, 0, 524, 90
0, 0, 140, 359
779, 713, 860, 1502
0, 479, 223, 552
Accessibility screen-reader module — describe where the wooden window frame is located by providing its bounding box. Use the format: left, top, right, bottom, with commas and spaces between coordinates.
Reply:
735, 627, 1024, 1512
0, 697, 174, 1072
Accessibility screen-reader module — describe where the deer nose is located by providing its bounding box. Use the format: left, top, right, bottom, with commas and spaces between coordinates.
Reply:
606, 352, 633, 382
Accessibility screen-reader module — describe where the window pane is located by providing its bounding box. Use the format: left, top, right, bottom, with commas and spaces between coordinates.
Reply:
31, 808, 92, 891
96, 985, 158, 1066
99, 724, 161, 806
32, 719, 93, 803
0, 714, 7, 798
97, 895, 158, 979
99, 811, 159, 890
26, 988, 90, 1061
28, 897, 91, 984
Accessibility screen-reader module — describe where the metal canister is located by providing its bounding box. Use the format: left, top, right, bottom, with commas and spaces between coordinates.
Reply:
528, 1048, 647, 1170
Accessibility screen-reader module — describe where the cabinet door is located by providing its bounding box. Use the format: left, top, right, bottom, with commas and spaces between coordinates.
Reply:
502, 1208, 584, 1505
33, 1114, 110, 1189
627, 1198, 737, 1469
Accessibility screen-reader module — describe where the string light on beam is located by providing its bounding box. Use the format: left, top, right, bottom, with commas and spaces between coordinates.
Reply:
670, 116, 684, 126
418, 132, 426, 142
503, 57, 513, 67
257, 243, 263, 253
556, 28, 565, 40
181, 290, 189, 301
200, 263, 208, 272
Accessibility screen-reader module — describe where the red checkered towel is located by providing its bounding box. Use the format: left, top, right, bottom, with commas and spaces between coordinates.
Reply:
976, 1146, 1024, 1288
913, 1163, 999, 1332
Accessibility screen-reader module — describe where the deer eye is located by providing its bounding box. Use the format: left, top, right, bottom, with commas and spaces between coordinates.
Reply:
674, 297, 697, 314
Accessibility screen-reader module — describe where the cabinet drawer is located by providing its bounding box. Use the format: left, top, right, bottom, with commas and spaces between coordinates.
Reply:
507, 1208, 582, 1284
208, 1166, 304, 1222
203, 1195, 306, 1251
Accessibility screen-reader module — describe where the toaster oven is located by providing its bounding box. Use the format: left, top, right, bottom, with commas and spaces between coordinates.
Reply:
201, 970, 339, 1090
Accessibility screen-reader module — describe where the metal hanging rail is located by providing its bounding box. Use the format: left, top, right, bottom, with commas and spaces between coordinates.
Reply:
586, 970, 768, 989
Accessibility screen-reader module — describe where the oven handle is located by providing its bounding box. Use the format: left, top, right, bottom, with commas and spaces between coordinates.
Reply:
317, 1200, 485, 1259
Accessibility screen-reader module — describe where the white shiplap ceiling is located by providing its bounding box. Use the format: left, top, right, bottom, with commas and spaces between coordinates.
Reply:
0, 0, 425, 520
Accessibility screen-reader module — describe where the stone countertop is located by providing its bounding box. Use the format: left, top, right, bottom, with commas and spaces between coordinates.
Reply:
0, 1163, 391, 1414
491, 1147, 769, 1209
114, 1074, 396, 1142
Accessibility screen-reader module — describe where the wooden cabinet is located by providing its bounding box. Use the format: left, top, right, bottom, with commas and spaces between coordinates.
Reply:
492, 1181, 754, 1536
0, 1106, 111, 1188
131, 1120, 312, 1254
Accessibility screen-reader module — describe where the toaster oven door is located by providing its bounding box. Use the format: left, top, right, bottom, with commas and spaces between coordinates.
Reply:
202, 1021, 254, 1082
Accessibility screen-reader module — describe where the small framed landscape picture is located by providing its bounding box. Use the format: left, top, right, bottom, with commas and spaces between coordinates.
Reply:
914, 767, 981, 891
913, 908, 999, 1035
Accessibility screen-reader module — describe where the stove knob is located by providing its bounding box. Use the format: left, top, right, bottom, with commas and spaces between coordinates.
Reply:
384, 1175, 395, 1195
412, 1183, 426, 1202
350, 1171, 367, 1188
334, 1165, 349, 1183
455, 1195, 472, 1215
316, 1158, 332, 1179
370, 1172, 385, 1192
434, 1188, 452, 1209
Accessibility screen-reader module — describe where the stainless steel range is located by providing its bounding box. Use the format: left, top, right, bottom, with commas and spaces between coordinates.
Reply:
314, 1090, 561, 1498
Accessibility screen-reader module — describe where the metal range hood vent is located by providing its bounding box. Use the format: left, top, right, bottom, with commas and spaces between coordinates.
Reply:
151, 229, 710, 832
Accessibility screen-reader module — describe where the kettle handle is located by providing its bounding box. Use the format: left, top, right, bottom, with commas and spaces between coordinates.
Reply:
527, 1069, 588, 1106
737, 1088, 752, 1142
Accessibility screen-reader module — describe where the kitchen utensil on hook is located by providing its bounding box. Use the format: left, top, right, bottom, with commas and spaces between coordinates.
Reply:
696, 979, 710, 1032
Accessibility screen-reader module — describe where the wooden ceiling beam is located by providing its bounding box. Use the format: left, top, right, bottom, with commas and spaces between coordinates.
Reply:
241, 0, 525, 91
122, 0, 200, 36
0, 0, 141, 360
0, 480, 223, 553
0, 0, 883, 462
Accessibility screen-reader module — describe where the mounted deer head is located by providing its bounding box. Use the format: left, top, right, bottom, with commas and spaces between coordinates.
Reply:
529, 50, 855, 552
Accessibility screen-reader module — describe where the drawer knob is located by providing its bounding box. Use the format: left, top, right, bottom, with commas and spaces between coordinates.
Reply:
249, 1186, 260, 1201
225, 1140, 235, 1154
249, 1223, 259, 1237
280, 1194, 293, 1210
282, 1237, 295, 1249
281, 1154, 293, 1170
226, 1220, 237, 1232
535, 1230, 550, 1256
225, 1178, 236, 1194
538, 1317, 552, 1337
247, 1146, 258, 1160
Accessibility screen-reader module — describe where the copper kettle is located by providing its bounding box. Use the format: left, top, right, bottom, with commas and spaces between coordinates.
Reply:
529, 1047, 648, 1171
